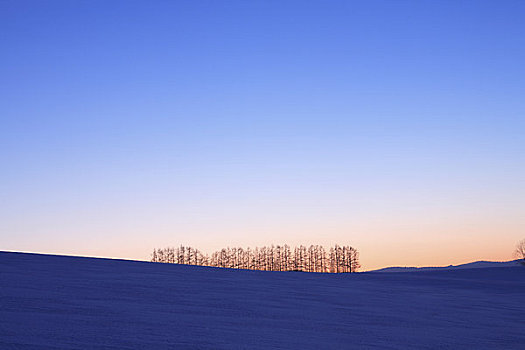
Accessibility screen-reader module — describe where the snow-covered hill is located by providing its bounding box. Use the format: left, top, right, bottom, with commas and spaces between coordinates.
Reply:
1, 251, 523, 349
371, 259, 523, 273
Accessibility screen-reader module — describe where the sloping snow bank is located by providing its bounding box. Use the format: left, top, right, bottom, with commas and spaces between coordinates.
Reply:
1, 252, 523, 349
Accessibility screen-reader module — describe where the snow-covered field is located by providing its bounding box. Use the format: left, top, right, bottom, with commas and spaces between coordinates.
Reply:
1, 252, 523, 349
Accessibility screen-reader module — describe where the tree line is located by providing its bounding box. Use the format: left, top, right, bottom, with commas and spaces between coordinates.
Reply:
151, 244, 360, 273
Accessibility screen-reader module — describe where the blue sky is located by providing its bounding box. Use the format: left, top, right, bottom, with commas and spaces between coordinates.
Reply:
1, 1, 524, 270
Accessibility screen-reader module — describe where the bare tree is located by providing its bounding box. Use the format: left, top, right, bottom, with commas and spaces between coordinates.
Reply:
515, 239, 525, 265
151, 243, 360, 273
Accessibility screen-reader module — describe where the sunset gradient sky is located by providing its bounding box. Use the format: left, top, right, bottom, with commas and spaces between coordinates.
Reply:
2, 1, 524, 270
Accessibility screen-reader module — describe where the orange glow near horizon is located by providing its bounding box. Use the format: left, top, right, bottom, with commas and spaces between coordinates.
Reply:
2, 1, 524, 275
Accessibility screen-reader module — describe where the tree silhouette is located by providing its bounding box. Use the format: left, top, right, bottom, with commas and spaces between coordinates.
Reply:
515, 239, 525, 265
151, 244, 360, 273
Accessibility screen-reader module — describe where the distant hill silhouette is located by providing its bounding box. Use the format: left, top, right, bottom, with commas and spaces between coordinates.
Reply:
370, 259, 522, 273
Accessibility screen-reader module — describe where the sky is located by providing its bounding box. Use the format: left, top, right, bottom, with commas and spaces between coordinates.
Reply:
1, 0, 524, 271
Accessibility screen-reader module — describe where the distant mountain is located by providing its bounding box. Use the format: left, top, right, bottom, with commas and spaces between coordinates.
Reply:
370, 259, 523, 273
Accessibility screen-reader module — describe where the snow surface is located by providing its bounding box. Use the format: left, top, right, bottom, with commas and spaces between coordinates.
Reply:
1, 252, 524, 349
